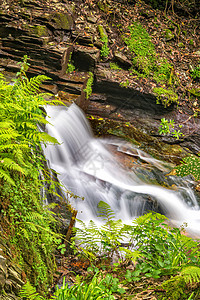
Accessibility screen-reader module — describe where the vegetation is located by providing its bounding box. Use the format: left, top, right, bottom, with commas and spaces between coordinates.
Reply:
98, 25, 110, 58
84, 72, 94, 99
110, 62, 122, 71
68, 202, 200, 299
190, 64, 200, 80
66, 53, 75, 73
20, 202, 200, 299
176, 154, 200, 180
153, 87, 178, 107
158, 118, 184, 139
0, 58, 63, 291
124, 22, 173, 84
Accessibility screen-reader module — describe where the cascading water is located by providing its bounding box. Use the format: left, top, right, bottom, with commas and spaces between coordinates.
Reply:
43, 104, 200, 237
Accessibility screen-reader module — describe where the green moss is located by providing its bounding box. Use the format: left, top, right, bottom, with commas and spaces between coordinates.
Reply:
110, 62, 122, 70
153, 87, 178, 107
84, 72, 94, 99
98, 25, 110, 58
52, 12, 72, 30
124, 22, 173, 84
33, 25, 49, 37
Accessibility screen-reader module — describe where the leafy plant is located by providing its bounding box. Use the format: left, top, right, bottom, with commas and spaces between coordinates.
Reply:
110, 62, 122, 70
0, 57, 63, 291
158, 118, 184, 139
190, 64, 200, 79
66, 53, 75, 73
52, 274, 115, 300
71, 201, 129, 262
176, 154, 200, 180
72, 203, 199, 282
162, 266, 200, 300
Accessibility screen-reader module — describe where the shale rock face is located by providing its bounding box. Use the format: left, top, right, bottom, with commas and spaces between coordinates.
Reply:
0, 239, 25, 299
1, 0, 200, 155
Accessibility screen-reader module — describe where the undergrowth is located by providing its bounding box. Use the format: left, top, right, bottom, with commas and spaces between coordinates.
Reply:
20, 203, 200, 299
0, 57, 64, 292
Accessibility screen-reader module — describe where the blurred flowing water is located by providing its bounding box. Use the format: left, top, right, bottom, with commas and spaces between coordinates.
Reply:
43, 104, 200, 237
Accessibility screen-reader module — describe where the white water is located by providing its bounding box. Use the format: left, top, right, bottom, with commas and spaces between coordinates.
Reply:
43, 104, 200, 237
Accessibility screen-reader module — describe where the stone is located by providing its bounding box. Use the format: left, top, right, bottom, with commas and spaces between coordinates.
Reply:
87, 15, 97, 24
114, 51, 132, 68
73, 46, 100, 71
49, 12, 73, 30
8, 267, 24, 286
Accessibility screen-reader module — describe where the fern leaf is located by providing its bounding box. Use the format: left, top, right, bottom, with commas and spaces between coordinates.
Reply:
1, 158, 26, 174
97, 201, 115, 221
181, 266, 200, 285
0, 168, 15, 185
38, 132, 58, 144
19, 282, 45, 300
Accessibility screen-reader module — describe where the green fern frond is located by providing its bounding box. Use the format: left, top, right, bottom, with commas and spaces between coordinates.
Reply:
97, 201, 115, 221
0, 143, 29, 151
181, 266, 200, 285
0, 168, 15, 185
1, 158, 26, 174
38, 132, 58, 144
19, 281, 45, 300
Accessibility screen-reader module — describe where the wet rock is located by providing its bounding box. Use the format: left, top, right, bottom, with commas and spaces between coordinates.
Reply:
94, 73, 172, 115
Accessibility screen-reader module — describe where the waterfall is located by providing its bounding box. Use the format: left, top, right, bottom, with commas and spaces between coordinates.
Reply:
43, 104, 200, 237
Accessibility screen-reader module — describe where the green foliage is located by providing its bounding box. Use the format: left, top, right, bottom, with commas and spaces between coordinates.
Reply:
84, 72, 94, 99
110, 62, 122, 70
124, 22, 173, 83
153, 87, 178, 107
66, 53, 75, 73
52, 274, 115, 300
0, 67, 58, 186
72, 201, 128, 262
158, 118, 184, 139
72, 204, 200, 283
19, 281, 45, 300
190, 64, 200, 79
98, 25, 110, 58
0, 57, 63, 291
176, 154, 200, 180
162, 266, 200, 300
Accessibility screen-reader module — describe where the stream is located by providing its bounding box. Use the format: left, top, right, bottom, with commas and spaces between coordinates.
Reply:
43, 104, 200, 237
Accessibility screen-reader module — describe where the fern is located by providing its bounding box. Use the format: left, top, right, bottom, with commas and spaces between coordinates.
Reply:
162, 266, 200, 299
19, 282, 45, 300
181, 266, 200, 285
97, 200, 115, 222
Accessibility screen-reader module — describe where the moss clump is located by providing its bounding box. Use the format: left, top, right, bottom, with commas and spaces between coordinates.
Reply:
98, 25, 110, 58
52, 12, 72, 30
153, 87, 178, 107
124, 22, 173, 83
84, 72, 94, 99
33, 25, 49, 37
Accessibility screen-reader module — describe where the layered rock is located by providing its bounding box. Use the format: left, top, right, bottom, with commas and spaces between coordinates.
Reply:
0, 239, 25, 300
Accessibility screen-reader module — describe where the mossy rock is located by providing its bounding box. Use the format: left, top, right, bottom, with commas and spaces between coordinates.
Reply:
32, 25, 49, 37
50, 12, 73, 30
88, 117, 188, 164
